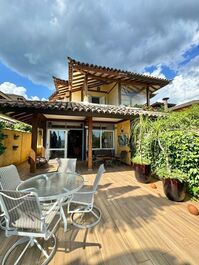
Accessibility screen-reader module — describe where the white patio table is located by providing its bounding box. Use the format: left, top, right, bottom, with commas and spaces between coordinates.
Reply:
17, 171, 84, 232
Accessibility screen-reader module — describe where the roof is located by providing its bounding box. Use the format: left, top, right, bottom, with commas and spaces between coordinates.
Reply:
170, 100, 199, 111
151, 101, 176, 108
6, 94, 26, 101
0, 100, 164, 125
0, 91, 26, 101
50, 77, 69, 101
49, 57, 170, 100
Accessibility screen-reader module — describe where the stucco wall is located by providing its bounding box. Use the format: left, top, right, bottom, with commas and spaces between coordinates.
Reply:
107, 83, 119, 105
0, 129, 31, 167
116, 120, 131, 165
72, 91, 81, 102
70, 82, 119, 105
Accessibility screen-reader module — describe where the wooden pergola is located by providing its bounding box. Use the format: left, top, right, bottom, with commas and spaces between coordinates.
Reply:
50, 57, 170, 105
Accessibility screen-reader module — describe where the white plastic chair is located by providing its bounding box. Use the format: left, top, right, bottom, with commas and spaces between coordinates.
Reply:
57, 158, 77, 174
0, 190, 61, 265
0, 165, 23, 230
0, 164, 22, 190
68, 164, 105, 228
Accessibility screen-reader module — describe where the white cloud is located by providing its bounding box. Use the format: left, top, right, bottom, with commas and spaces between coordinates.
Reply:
0, 82, 47, 101
144, 65, 166, 79
151, 56, 199, 104
0, 0, 199, 88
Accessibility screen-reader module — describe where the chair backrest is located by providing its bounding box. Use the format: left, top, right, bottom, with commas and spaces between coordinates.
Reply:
0, 190, 42, 231
0, 165, 21, 190
93, 164, 105, 192
57, 158, 77, 174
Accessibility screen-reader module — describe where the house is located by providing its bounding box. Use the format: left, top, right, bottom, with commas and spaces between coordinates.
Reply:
0, 91, 26, 124
0, 91, 26, 101
0, 58, 170, 172
151, 101, 175, 111
169, 99, 199, 111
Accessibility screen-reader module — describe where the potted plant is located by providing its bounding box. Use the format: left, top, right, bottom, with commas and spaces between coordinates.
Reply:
156, 167, 187, 202
131, 115, 152, 183
154, 129, 188, 202
132, 156, 151, 183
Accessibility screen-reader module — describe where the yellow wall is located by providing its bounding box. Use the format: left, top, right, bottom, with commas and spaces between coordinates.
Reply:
71, 82, 119, 105
87, 91, 106, 102
72, 91, 81, 102
107, 83, 119, 105
116, 120, 131, 165
0, 129, 31, 167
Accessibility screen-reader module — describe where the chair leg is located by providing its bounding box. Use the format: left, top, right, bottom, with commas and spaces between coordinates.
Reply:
0, 217, 6, 231
2, 234, 57, 265
2, 237, 31, 265
70, 206, 102, 229
60, 205, 68, 232
34, 234, 57, 265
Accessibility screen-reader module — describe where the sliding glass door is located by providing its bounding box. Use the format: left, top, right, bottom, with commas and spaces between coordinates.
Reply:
47, 129, 68, 159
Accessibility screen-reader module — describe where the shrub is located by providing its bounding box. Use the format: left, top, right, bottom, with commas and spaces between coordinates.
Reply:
148, 104, 199, 197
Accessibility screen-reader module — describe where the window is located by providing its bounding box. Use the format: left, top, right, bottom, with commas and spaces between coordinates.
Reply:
102, 131, 114, 148
91, 96, 100, 104
92, 131, 101, 148
37, 129, 43, 147
87, 130, 114, 150
121, 86, 146, 107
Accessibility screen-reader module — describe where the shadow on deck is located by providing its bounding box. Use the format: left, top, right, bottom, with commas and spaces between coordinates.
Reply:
0, 160, 198, 264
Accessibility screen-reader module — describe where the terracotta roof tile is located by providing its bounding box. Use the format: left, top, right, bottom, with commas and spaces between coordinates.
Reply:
0, 100, 164, 119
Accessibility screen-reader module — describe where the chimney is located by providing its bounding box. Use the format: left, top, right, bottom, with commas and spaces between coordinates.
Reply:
162, 97, 169, 111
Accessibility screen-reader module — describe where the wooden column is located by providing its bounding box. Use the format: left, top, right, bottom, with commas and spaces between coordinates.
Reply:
30, 113, 39, 173
83, 74, 88, 102
118, 81, 121, 105
88, 116, 93, 170
68, 61, 73, 101
146, 86, 150, 107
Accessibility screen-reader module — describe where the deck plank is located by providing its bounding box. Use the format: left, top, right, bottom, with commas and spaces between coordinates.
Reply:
0, 163, 199, 265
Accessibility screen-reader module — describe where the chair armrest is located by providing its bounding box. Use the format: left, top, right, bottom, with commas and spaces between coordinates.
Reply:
42, 201, 59, 217
0, 212, 5, 217
74, 191, 94, 195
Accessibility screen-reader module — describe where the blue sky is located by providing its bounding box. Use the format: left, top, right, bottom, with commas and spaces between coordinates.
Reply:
0, 63, 50, 99
0, 0, 199, 103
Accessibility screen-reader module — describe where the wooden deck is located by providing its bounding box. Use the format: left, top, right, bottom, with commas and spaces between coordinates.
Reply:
1, 162, 199, 265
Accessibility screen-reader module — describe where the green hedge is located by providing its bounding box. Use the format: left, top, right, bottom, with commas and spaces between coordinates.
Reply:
151, 105, 199, 197
132, 104, 199, 198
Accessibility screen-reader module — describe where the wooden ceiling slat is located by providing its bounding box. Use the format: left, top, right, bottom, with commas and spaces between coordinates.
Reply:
11, 112, 27, 118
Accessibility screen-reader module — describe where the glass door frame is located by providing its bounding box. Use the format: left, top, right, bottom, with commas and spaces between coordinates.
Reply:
46, 128, 84, 160
46, 129, 68, 160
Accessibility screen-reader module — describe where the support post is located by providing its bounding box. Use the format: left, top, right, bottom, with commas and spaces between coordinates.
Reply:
146, 86, 150, 107
30, 113, 39, 173
83, 74, 88, 103
118, 81, 121, 105
88, 116, 93, 171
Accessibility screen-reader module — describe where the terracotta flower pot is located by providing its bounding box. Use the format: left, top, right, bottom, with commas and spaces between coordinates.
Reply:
163, 179, 186, 202
133, 163, 151, 183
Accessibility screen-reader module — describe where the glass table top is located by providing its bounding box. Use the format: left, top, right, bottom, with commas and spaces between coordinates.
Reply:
17, 172, 84, 201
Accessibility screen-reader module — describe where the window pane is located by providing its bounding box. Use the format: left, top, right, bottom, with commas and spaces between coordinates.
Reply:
92, 97, 100, 104
92, 131, 100, 148
102, 131, 113, 148
50, 130, 65, 148
121, 86, 146, 106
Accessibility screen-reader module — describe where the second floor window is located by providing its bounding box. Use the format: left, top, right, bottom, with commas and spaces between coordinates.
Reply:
91, 96, 100, 104
121, 86, 145, 107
